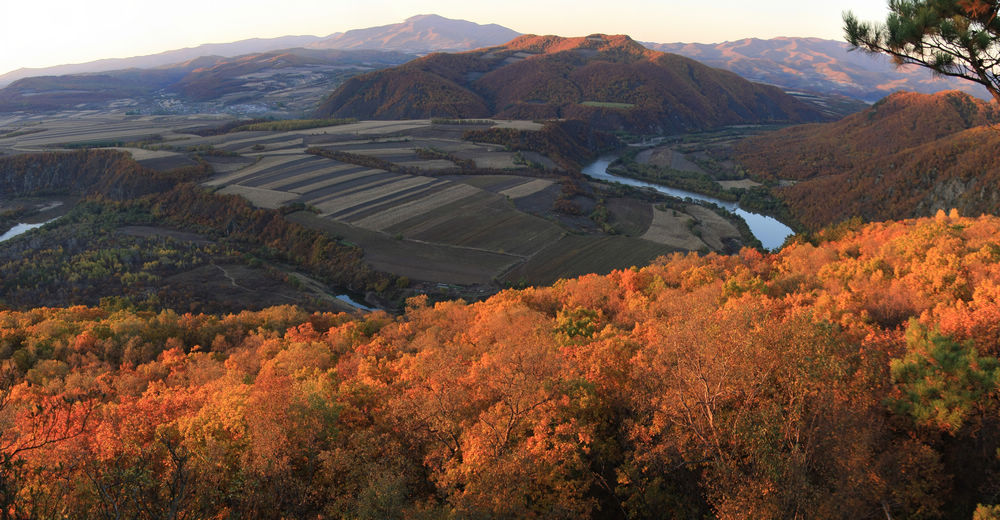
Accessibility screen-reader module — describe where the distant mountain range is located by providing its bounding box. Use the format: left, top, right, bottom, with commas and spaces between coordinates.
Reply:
316, 34, 828, 133
0, 36, 323, 87
0, 15, 518, 89
737, 90, 1000, 230
0, 49, 413, 114
647, 38, 988, 102
307, 14, 520, 53
0, 14, 992, 115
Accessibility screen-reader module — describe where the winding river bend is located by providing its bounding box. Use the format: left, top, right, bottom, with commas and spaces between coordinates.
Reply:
582, 156, 795, 250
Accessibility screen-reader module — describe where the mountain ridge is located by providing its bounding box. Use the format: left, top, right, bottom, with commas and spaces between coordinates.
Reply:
646, 37, 990, 102
308, 14, 521, 53
736, 90, 1000, 229
0, 35, 324, 87
315, 33, 828, 133
0, 48, 414, 114
3, 18, 987, 106
0, 15, 518, 88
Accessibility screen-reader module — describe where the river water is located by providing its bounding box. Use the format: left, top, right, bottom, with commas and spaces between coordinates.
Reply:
582, 156, 794, 250
336, 294, 377, 312
0, 222, 48, 243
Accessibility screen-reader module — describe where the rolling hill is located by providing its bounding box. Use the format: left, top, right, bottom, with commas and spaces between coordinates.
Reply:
0, 49, 414, 114
736, 90, 1000, 230
315, 34, 829, 133
0, 35, 323, 87
308, 14, 520, 53
647, 37, 989, 102
0, 15, 519, 88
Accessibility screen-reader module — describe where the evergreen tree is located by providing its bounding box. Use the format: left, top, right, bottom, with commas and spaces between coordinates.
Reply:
845, 0, 1000, 102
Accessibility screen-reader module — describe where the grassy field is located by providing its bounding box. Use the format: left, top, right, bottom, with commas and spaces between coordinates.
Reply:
642, 207, 707, 250
499, 178, 554, 199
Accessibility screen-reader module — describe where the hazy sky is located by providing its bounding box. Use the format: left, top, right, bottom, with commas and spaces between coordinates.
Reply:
0, 0, 891, 75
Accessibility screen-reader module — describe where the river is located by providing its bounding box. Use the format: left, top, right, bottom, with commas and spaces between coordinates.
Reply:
582, 156, 794, 250
336, 294, 377, 312
0, 222, 48, 243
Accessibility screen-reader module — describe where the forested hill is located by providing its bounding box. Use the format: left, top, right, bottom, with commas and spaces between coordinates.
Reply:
0, 149, 208, 199
0, 49, 413, 113
736, 90, 1000, 230
5, 210, 1000, 517
314, 34, 828, 133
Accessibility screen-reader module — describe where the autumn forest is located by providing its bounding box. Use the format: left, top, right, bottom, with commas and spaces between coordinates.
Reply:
4, 211, 1000, 518
6, 0, 1000, 518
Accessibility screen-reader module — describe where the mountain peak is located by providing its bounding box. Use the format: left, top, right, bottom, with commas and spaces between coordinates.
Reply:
316, 34, 826, 133
502, 34, 651, 57
405, 14, 447, 23
309, 15, 520, 53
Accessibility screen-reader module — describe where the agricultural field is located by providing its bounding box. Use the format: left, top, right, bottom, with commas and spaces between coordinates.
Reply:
0, 113, 758, 297
0, 110, 227, 155
623, 126, 794, 191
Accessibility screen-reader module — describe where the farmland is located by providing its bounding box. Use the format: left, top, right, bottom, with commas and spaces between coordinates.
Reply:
0, 112, 759, 303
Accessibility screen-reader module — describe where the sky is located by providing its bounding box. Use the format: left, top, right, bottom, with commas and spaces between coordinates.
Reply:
0, 0, 891, 76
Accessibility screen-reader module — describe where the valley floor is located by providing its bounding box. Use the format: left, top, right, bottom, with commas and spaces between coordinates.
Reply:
0, 112, 759, 307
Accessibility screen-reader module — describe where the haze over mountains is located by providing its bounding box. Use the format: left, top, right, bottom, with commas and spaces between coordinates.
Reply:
649, 38, 989, 102
307, 14, 520, 53
0, 15, 519, 88
0, 13, 986, 113
0, 49, 413, 115
0, 35, 324, 87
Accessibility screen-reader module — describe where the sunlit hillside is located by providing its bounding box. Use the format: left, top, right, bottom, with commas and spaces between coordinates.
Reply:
737, 91, 1000, 230
4, 211, 1000, 518
316, 34, 827, 133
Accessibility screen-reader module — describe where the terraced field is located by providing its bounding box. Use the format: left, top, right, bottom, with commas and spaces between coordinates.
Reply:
203, 145, 573, 283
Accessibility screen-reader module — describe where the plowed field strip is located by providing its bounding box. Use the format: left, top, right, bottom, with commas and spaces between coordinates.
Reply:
330, 180, 450, 222
204, 155, 307, 187
242, 157, 332, 187
350, 184, 481, 231
217, 185, 299, 209
260, 163, 358, 190
386, 191, 495, 237
386, 192, 565, 256
311, 176, 440, 216
296, 171, 397, 201
499, 179, 554, 199
283, 168, 379, 194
